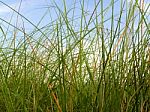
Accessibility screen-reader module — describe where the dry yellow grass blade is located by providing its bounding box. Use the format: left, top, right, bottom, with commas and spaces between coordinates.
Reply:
48, 83, 62, 112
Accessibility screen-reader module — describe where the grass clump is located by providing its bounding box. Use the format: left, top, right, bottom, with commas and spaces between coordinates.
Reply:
0, 0, 150, 111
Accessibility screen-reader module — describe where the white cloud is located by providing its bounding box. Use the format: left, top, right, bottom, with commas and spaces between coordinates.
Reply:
0, 0, 33, 15
0, 0, 46, 15
0, 1, 21, 15
0, 4, 12, 14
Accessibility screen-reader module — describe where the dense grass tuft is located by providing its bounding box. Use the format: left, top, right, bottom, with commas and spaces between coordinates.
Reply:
0, 0, 150, 111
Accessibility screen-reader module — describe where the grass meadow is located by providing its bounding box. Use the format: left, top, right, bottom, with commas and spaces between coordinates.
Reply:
0, 0, 150, 111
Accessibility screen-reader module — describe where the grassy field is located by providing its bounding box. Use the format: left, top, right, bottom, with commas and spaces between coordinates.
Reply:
0, 0, 150, 111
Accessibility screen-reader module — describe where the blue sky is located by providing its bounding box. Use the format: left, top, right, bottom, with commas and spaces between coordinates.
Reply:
0, 0, 149, 33
0, 0, 119, 29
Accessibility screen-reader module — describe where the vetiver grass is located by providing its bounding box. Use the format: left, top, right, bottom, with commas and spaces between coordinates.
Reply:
0, 0, 150, 111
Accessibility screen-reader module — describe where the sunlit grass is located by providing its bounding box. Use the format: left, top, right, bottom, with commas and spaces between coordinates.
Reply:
0, 0, 150, 111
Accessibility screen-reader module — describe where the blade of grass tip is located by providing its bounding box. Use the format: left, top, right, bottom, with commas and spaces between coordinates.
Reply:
111, 0, 139, 57
71, 0, 76, 26
135, 0, 150, 33
110, 0, 114, 44
0, 1, 57, 51
0, 3, 16, 47
52, 0, 98, 55
0, 17, 55, 57
107, 0, 126, 62
52, 0, 78, 41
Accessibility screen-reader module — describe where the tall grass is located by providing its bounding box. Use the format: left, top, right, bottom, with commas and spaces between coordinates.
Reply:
0, 0, 150, 111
